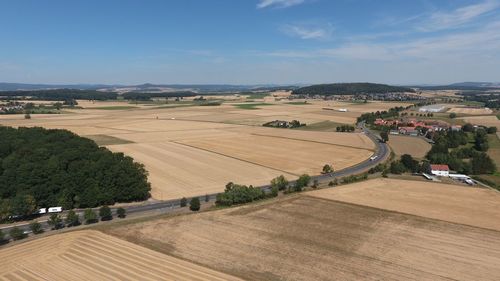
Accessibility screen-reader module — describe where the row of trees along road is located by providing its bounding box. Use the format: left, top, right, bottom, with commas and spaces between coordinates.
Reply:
0, 207, 126, 244
0, 126, 151, 222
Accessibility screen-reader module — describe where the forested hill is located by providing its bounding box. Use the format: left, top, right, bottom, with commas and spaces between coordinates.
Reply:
0, 127, 151, 220
0, 89, 117, 100
292, 83, 415, 96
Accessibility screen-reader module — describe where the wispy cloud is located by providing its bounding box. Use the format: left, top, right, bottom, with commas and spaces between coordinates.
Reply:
264, 20, 500, 61
257, 0, 305, 9
280, 23, 333, 40
417, 0, 499, 31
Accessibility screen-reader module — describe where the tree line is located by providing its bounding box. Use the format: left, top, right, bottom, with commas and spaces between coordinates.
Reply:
0, 206, 126, 244
0, 89, 117, 101
292, 83, 415, 96
0, 126, 150, 222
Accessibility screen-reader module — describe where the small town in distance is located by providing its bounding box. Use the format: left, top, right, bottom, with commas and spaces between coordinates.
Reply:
1, 1, 500, 280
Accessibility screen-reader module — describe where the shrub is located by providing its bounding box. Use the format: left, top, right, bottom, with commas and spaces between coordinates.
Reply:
322, 164, 333, 174
449, 112, 457, 119
48, 214, 63, 230
180, 197, 188, 207
99, 206, 113, 221
0, 229, 5, 244
9, 227, 26, 240
189, 197, 201, 211
29, 221, 44, 234
65, 210, 80, 227
117, 207, 126, 218
270, 175, 288, 191
84, 208, 98, 224
215, 183, 265, 207
293, 174, 311, 192
270, 186, 279, 197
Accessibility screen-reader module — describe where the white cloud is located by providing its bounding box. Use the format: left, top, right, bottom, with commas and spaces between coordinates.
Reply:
418, 0, 499, 31
257, 0, 305, 9
281, 23, 333, 40
264, 20, 500, 61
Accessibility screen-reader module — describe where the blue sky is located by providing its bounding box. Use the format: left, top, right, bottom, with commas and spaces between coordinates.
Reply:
0, 0, 499, 85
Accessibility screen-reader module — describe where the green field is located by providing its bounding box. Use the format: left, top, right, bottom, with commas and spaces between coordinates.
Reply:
246, 93, 269, 99
92, 106, 138, 110
233, 103, 273, 110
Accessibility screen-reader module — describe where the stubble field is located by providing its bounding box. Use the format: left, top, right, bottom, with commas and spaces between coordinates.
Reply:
0, 230, 241, 281
387, 135, 432, 158
310, 178, 500, 231
0, 99, 384, 200
105, 181, 500, 281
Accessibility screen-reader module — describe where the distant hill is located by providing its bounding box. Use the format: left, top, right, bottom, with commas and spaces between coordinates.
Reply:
415, 82, 500, 91
292, 83, 415, 96
0, 82, 297, 93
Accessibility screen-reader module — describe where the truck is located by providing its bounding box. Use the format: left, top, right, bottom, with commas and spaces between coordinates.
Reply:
369, 155, 378, 161
48, 207, 63, 213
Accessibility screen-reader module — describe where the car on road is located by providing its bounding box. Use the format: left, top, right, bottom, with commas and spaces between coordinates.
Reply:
370, 156, 378, 161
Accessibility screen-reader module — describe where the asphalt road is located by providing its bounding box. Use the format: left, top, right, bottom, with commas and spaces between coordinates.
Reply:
1, 124, 389, 239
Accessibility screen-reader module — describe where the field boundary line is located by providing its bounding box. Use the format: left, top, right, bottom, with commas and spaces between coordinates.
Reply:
249, 133, 376, 152
170, 141, 300, 177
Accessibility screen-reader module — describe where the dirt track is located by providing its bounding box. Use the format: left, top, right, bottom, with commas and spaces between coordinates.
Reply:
0, 230, 241, 281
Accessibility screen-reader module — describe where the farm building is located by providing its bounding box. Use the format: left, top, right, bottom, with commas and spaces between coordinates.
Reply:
430, 164, 449, 177
419, 104, 446, 113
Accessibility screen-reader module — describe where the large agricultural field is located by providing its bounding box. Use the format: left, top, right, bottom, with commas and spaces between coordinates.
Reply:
0, 230, 241, 281
459, 115, 500, 129
311, 178, 500, 231
103, 179, 500, 281
0, 98, 384, 200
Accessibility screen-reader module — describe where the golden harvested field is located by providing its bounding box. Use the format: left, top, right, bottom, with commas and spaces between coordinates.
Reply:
108, 142, 295, 199
310, 178, 500, 231
0, 100, 376, 200
388, 135, 431, 158
448, 106, 493, 115
459, 115, 500, 128
178, 134, 372, 175
0, 230, 241, 281
106, 193, 500, 281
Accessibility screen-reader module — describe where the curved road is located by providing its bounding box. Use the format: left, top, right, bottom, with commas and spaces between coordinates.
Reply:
1, 124, 389, 237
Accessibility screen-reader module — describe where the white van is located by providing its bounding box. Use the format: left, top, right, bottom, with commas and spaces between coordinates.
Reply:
38, 208, 47, 214
48, 207, 63, 213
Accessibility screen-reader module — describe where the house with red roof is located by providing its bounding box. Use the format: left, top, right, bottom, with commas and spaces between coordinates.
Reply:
430, 164, 449, 177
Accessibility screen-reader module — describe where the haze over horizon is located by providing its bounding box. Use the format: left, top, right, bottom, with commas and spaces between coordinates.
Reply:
1, 0, 499, 85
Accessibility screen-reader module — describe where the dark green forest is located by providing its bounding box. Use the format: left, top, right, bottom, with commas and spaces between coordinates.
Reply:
0, 127, 150, 220
0, 89, 118, 100
122, 91, 198, 100
292, 83, 415, 96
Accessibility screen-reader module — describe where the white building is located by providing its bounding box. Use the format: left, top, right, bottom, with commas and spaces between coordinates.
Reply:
430, 164, 449, 177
